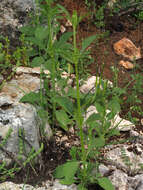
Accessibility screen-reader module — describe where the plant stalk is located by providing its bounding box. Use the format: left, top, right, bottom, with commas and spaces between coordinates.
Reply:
73, 18, 86, 181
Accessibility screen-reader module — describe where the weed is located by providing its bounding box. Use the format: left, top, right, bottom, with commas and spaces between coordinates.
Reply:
0, 34, 30, 90
0, 0, 142, 189
53, 8, 117, 190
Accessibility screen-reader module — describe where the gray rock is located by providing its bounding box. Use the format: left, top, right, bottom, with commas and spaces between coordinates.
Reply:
80, 76, 113, 94
0, 69, 53, 166
109, 169, 128, 190
99, 164, 110, 176
1, 73, 41, 103
104, 145, 143, 171
135, 181, 143, 190
0, 75, 4, 83
44, 179, 77, 190
128, 175, 143, 190
0, 102, 41, 165
0, 0, 36, 48
3, 0, 35, 12
84, 105, 134, 132
0, 180, 77, 190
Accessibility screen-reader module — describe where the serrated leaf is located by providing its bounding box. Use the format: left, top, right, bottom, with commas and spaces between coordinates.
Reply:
53, 96, 74, 115
97, 177, 115, 190
53, 161, 79, 185
55, 110, 71, 131
81, 35, 99, 52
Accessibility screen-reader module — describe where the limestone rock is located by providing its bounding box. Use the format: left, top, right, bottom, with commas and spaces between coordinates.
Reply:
0, 180, 77, 190
113, 38, 141, 61
99, 164, 110, 176
112, 114, 134, 131
15, 66, 50, 76
84, 106, 134, 132
0, 102, 41, 165
1, 73, 41, 102
0, 0, 36, 48
119, 60, 134, 69
105, 144, 143, 171
0, 69, 52, 166
0, 75, 4, 83
108, 0, 117, 8
80, 76, 113, 94
5, 0, 35, 12
109, 170, 128, 190
44, 179, 77, 190
128, 174, 143, 190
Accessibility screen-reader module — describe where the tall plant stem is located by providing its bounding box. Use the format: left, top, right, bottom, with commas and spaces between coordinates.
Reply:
47, 4, 56, 127
73, 21, 86, 181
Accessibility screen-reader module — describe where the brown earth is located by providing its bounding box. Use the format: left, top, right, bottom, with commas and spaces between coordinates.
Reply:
59, 0, 143, 132
3, 0, 143, 189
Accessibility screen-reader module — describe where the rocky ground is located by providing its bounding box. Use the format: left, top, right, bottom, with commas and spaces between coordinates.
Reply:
0, 0, 143, 190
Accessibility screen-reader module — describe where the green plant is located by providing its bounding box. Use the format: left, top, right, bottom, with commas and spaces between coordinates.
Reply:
20, 0, 74, 128
53, 9, 117, 190
18, 2, 126, 189
136, 10, 143, 21
84, 0, 106, 29
0, 34, 30, 90
4, 0, 141, 189
125, 72, 143, 123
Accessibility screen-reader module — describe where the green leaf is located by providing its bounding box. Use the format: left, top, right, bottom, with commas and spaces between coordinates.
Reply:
94, 136, 105, 148
35, 26, 48, 41
57, 4, 71, 21
97, 177, 115, 190
20, 26, 35, 36
86, 113, 101, 125
94, 102, 105, 116
81, 35, 99, 52
77, 184, 88, 190
24, 37, 42, 46
108, 97, 121, 115
55, 110, 72, 131
107, 128, 120, 138
59, 50, 73, 63
37, 109, 49, 120
53, 161, 79, 185
0, 53, 4, 62
54, 32, 72, 49
31, 56, 45, 67
53, 96, 74, 115
67, 88, 83, 99
20, 92, 40, 105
